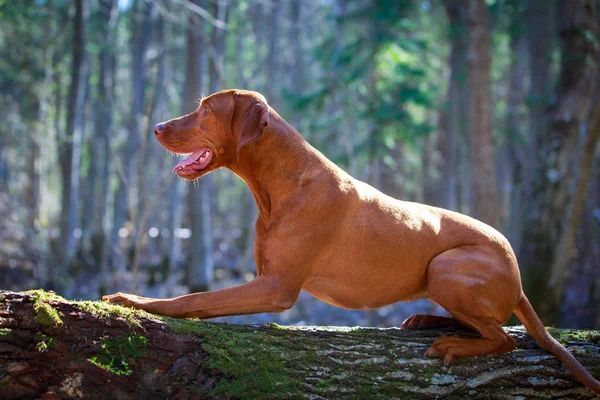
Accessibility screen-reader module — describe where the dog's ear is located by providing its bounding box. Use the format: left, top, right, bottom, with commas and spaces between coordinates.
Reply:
229, 92, 270, 160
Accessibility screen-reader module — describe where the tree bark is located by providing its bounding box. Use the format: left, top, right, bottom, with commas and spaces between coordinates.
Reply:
186, 0, 214, 293
151, 7, 181, 297
25, 124, 40, 243
503, 32, 528, 247
519, 0, 599, 326
110, 0, 152, 274
549, 68, 600, 318
524, 0, 554, 187
0, 139, 8, 190
439, 0, 467, 213
58, 0, 88, 270
466, 0, 498, 228
1, 291, 599, 399
421, 134, 435, 205
266, 0, 281, 106
289, 0, 304, 96
97, 0, 120, 295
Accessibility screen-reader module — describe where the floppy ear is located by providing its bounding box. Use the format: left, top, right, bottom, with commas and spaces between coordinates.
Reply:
230, 93, 270, 160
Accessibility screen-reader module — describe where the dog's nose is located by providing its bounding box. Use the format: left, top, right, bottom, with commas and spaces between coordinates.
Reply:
154, 123, 166, 135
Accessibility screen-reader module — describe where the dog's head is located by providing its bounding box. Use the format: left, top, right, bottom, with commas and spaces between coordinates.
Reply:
154, 89, 270, 180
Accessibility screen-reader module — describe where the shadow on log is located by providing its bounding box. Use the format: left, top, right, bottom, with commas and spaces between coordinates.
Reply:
0, 291, 599, 399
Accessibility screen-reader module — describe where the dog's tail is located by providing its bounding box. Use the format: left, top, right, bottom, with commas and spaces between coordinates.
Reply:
513, 295, 600, 394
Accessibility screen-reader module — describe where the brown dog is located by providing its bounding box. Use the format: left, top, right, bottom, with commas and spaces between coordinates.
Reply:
103, 89, 600, 394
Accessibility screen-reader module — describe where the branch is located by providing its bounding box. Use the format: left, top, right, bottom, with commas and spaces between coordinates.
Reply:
155, 0, 227, 30
1, 291, 599, 399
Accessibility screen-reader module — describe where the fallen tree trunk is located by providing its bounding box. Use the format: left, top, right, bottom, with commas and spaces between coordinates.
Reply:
0, 291, 599, 399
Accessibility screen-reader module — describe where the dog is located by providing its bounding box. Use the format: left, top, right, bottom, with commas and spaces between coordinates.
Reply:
103, 89, 600, 394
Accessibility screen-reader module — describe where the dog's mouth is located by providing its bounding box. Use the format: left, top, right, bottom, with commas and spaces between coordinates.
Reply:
171, 149, 213, 175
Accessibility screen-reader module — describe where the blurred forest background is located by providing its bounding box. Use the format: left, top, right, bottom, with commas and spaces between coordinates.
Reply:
1, 0, 599, 329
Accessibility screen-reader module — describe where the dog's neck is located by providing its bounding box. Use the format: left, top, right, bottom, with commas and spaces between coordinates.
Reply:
229, 112, 333, 224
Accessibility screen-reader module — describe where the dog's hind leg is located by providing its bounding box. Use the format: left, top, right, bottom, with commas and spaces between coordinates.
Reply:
400, 314, 474, 331
419, 245, 521, 364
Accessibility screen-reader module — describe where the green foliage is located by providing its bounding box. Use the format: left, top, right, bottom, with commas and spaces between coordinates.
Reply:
286, 0, 445, 178
88, 335, 147, 375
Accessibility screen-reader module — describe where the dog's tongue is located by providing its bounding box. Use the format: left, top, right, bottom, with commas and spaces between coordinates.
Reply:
172, 150, 206, 173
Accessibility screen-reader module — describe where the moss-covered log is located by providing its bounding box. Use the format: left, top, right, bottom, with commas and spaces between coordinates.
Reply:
0, 291, 599, 399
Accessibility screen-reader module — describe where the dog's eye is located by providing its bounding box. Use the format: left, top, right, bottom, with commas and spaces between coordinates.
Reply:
202, 106, 212, 115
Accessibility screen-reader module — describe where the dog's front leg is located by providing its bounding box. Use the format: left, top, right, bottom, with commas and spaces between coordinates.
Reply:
103, 275, 302, 319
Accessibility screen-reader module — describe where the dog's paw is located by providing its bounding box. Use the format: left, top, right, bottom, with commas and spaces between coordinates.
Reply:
425, 336, 462, 365
102, 292, 149, 309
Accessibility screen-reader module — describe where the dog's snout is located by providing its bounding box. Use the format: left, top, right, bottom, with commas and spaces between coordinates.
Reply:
154, 123, 166, 135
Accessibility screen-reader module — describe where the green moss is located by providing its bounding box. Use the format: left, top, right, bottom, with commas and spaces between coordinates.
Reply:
25, 289, 65, 302
159, 315, 209, 336
25, 289, 66, 327
547, 327, 600, 344
77, 300, 156, 329
161, 319, 300, 399
313, 378, 335, 392
33, 301, 62, 327
88, 335, 147, 375
24, 290, 64, 327
421, 366, 440, 381
25, 289, 156, 330
0, 328, 12, 340
367, 384, 421, 399
36, 335, 56, 352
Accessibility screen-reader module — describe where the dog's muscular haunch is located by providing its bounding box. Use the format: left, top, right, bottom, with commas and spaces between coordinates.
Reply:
104, 90, 600, 394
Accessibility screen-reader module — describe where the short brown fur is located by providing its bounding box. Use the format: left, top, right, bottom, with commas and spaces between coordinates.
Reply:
104, 90, 600, 394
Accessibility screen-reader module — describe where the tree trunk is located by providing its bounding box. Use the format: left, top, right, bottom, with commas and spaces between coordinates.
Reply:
289, 0, 304, 96
25, 126, 40, 242
130, 58, 160, 294
519, 0, 599, 326
503, 33, 528, 247
80, 89, 96, 261
0, 139, 8, 190
562, 175, 600, 329
150, 7, 181, 297
439, 0, 466, 212
97, 0, 119, 296
466, 0, 498, 228
548, 64, 600, 319
188, 0, 229, 292
524, 0, 554, 188
266, 0, 281, 106
110, 0, 152, 275
49, 24, 65, 289
1, 291, 599, 399
185, 0, 213, 293
208, 0, 229, 95
421, 134, 435, 205
58, 0, 88, 270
